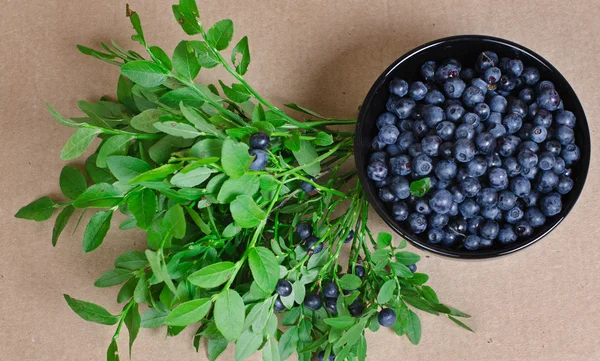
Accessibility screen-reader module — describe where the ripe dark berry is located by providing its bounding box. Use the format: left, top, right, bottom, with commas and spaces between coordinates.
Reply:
407, 264, 417, 273
274, 296, 286, 312
498, 224, 517, 244
421, 61, 437, 82
317, 351, 336, 361
555, 110, 576, 128
276, 279, 293, 297
324, 298, 337, 316
376, 112, 397, 129
392, 202, 410, 221
367, 161, 388, 182
387, 95, 416, 119
249, 149, 268, 170
464, 234, 481, 250
408, 213, 427, 234
540, 192, 562, 216
454, 138, 476, 163
300, 176, 317, 193
249, 132, 270, 150
389, 77, 409, 97
323, 281, 340, 299
348, 299, 364, 317
378, 308, 397, 327
429, 189, 453, 214
304, 293, 323, 311
304, 236, 323, 254
497, 190, 518, 211
354, 265, 366, 280
344, 230, 355, 244
428, 228, 445, 243
514, 221, 534, 237
409, 81, 428, 101
295, 223, 312, 240
525, 207, 546, 228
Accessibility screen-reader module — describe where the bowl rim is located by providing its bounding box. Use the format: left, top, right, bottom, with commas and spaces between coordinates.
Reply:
355, 34, 591, 259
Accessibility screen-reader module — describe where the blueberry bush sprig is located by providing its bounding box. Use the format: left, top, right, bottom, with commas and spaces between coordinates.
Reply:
15, 1, 471, 360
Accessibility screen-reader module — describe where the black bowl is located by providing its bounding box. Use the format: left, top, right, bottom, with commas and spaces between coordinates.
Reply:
355, 35, 591, 259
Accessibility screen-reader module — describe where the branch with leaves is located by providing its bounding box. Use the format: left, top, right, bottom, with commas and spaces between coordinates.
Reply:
15, 1, 472, 360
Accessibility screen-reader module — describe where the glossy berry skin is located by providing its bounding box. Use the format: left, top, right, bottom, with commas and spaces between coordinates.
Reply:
459, 198, 480, 219
407, 264, 417, 273
276, 279, 293, 297
389, 78, 409, 97
378, 187, 397, 203
508, 98, 528, 118
409, 81, 428, 101
481, 206, 502, 220
556, 125, 575, 145
525, 207, 546, 228
322, 282, 340, 299
273, 296, 286, 312
455, 124, 476, 140
505, 206, 524, 224
498, 75, 517, 92
430, 213, 450, 229
436, 62, 461, 83
537, 170, 559, 194
537, 88, 561, 111
474, 132, 495, 154
486, 152, 503, 168
250, 132, 271, 150
429, 189, 454, 214
540, 192, 562, 216
461, 177, 481, 198
555, 110, 576, 128
520, 140, 540, 153
389, 155, 412, 176
348, 299, 364, 317
545, 140, 562, 156
510, 176, 531, 197
476, 51, 499, 72
533, 109, 553, 128
378, 125, 400, 145
517, 123, 533, 141
519, 88, 536, 104
378, 308, 397, 327
556, 176, 574, 194
497, 190, 518, 211
392, 202, 410, 221
421, 61, 437, 82
454, 138, 476, 163
249, 149, 268, 170
376, 112, 397, 129
498, 224, 517, 244
464, 234, 481, 250
506, 59, 524, 77
521, 67, 540, 85
514, 221, 534, 237
367, 161, 388, 182
422, 105, 445, 128
488, 95, 508, 113
445, 103, 466, 121
295, 223, 313, 240
387, 95, 416, 119
412, 154, 433, 176
396, 131, 417, 152
561, 144, 580, 165
480, 220, 500, 240
488, 123, 507, 138
372, 136, 385, 151
324, 298, 337, 316
474, 102, 491, 120
530, 126, 548, 143
421, 135, 443, 156
386, 144, 402, 157
467, 215, 484, 234
471, 78, 488, 93
425, 89, 446, 106
369, 151, 386, 164
467, 157, 488, 177
521, 166, 539, 181
462, 86, 485, 108
428, 228, 445, 243
304, 293, 323, 311
450, 186, 466, 204
444, 78, 466, 99
502, 114, 523, 134
408, 213, 428, 234
436, 121, 456, 141
415, 200, 432, 215
439, 142, 454, 159
411, 119, 429, 138
462, 112, 480, 127
497, 135, 521, 157
538, 152, 555, 171
344, 230, 355, 244
389, 176, 411, 199
353, 265, 366, 280
503, 157, 522, 177
477, 188, 498, 208
552, 157, 566, 174
300, 176, 316, 193
517, 149, 538, 169
304, 236, 323, 254
489, 167, 509, 190
397, 119, 413, 133
484, 67, 502, 84
435, 159, 458, 180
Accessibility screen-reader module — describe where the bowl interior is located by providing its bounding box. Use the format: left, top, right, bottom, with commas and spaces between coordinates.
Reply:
355, 35, 591, 259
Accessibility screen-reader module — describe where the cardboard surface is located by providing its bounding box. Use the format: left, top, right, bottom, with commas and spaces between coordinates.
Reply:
1, 0, 599, 360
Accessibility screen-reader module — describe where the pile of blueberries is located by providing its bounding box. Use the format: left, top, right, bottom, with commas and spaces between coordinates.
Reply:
366, 51, 580, 251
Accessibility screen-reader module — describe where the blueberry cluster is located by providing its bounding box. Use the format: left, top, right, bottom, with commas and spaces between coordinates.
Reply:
248, 131, 270, 170
367, 51, 580, 251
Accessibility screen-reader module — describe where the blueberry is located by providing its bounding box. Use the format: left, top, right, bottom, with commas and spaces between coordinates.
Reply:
406, 145, 421, 159
461, 68, 477, 81
421, 135, 442, 156
510, 176, 531, 198
528, 102, 540, 119
467, 157, 488, 178
520, 140, 540, 153
535, 80, 555, 93
389, 176, 411, 199
434, 159, 457, 181
436, 178, 453, 190
465, 215, 483, 234
461, 176, 481, 197
425, 89, 446, 106
300, 176, 317, 193
487, 111, 503, 124
428, 228, 445, 243
372, 136, 385, 151
295, 223, 313, 240
486, 152, 503, 167
561, 144, 580, 165
537, 88, 561, 111
412, 154, 433, 176
378, 187, 397, 203
488, 95, 508, 113
521, 166, 539, 180
348, 299, 364, 317
407, 263, 418, 273
378, 308, 397, 327
445, 103, 466, 121
411, 103, 424, 121
477, 188, 498, 207
462, 112, 481, 128
473, 132, 495, 155
556, 125, 575, 145
503, 157, 522, 177
489, 167, 509, 190
392, 202, 410, 221
462, 86, 485, 108
537, 170, 559, 194
378, 125, 400, 145
324, 298, 337, 316
488, 123, 507, 138
533, 109, 552, 128
408, 213, 428, 234
276, 279, 293, 297
249, 149, 268, 170
471, 78, 488, 93
377, 112, 397, 130
474, 103, 491, 121
502, 114, 523, 134
389, 155, 412, 176
476, 51, 499, 72
422, 105, 445, 128
498, 75, 518, 92
369, 151, 386, 164
525, 207, 546, 228
250, 132, 270, 150
448, 202, 460, 216
483, 66, 501, 84
464, 234, 481, 250
556, 176, 574, 195
415, 199, 432, 215
408, 81, 428, 101
421, 61, 437, 82
537, 152, 555, 171
479, 220, 500, 240
505, 205, 524, 224
435, 121, 456, 141
555, 110, 576, 128
454, 138, 476, 163
386, 144, 402, 157
516, 149, 538, 170
354, 265, 366, 280
450, 185, 466, 204
274, 296, 286, 312
519, 88, 536, 104
429, 189, 453, 214
498, 224, 517, 244
411, 119, 429, 138
481, 206, 502, 220
521, 67, 540, 85
540, 192, 562, 216
459, 198, 480, 219
439, 142, 454, 159
552, 157, 566, 174
521, 191, 538, 208
514, 221, 534, 237
529, 125, 548, 144
505, 59, 524, 77
517, 123, 534, 141
479, 237, 494, 248
444, 78, 466, 99
304, 293, 323, 310
389, 78, 409, 97
430, 213, 450, 229
387, 96, 416, 119
565, 168, 573, 177
497, 190, 518, 211
455, 124, 476, 140
304, 236, 324, 254
442, 228, 459, 246
396, 131, 417, 152
343, 231, 355, 245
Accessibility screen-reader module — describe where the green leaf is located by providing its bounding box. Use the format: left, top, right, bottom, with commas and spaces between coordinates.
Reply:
128, 9, 145, 44
127, 188, 156, 230
63, 294, 118, 325
283, 130, 301, 152
172, 3, 201, 36
154, 121, 202, 139
130, 109, 166, 133
145, 250, 176, 293
395, 251, 421, 265
376, 232, 392, 248
134, 274, 149, 303
298, 336, 328, 353
106, 339, 119, 361
231, 36, 251, 75
357, 334, 367, 361
248, 247, 279, 294
189, 40, 219, 68
371, 249, 390, 263
106, 156, 152, 183
180, 102, 224, 137
59, 166, 87, 200
96, 135, 133, 168
188, 262, 235, 289
338, 274, 362, 290
129, 163, 181, 184
390, 262, 413, 278
219, 80, 251, 103
52, 205, 75, 246
172, 41, 200, 80
159, 87, 204, 109
448, 315, 473, 332
222, 223, 241, 237
117, 277, 137, 304
410, 177, 431, 197
47, 103, 81, 128
217, 174, 259, 204
15, 196, 55, 221
253, 121, 275, 134
334, 322, 363, 349
406, 310, 422, 345
207, 337, 229, 361
421, 286, 439, 303
230, 195, 266, 228
165, 298, 212, 326
215, 289, 245, 341
124, 303, 141, 355
221, 138, 253, 178
94, 268, 133, 288
245, 299, 272, 333
207, 19, 234, 51
190, 138, 223, 159
314, 131, 333, 146
140, 307, 169, 328
447, 306, 471, 318
293, 281, 305, 305
60, 128, 99, 161
283, 103, 326, 119
163, 204, 186, 239
324, 316, 356, 329
82, 210, 113, 252
235, 329, 263, 361
377, 279, 396, 304
74, 183, 123, 208
86, 154, 116, 184
171, 166, 213, 188
292, 140, 320, 176
407, 272, 429, 285
263, 338, 280, 361
278, 326, 299, 360
402, 296, 447, 315
149, 45, 173, 70
120, 60, 168, 88
114, 251, 148, 270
